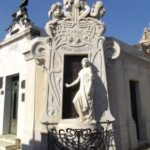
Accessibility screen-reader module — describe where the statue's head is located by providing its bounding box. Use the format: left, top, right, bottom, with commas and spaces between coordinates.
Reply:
81, 58, 90, 68
95, 1, 103, 9
51, 2, 62, 12
64, 0, 74, 5
49, 2, 63, 19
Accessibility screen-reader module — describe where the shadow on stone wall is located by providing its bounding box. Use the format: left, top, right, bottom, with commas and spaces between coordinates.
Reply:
92, 64, 118, 149
22, 133, 48, 150
92, 64, 108, 122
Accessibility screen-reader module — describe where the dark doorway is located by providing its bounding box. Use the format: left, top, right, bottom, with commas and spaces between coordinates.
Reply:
63, 55, 87, 119
10, 76, 19, 134
4, 75, 19, 135
129, 80, 143, 141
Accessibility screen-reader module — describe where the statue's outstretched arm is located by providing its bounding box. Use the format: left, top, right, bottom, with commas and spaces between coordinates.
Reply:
65, 77, 80, 88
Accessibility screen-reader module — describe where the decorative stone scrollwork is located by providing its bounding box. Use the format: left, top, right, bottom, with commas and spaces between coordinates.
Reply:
77, 0, 91, 20
104, 37, 121, 60
31, 38, 49, 69
45, 0, 106, 39
63, 0, 91, 21
31, 38, 62, 122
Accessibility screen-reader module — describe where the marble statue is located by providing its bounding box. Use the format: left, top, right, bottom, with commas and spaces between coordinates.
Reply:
63, 0, 90, 21
90, 0, 105, 19
63, 0, 73, 20
65, 58, 95, 123
46, 3, 64, 38
48, 2, 64, 20
78, 0, 90, 20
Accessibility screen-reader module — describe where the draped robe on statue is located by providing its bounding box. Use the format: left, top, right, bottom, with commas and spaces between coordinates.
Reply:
73, 66, 95, 122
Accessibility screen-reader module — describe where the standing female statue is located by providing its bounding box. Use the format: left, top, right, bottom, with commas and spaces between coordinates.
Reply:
65, 58, 95, 123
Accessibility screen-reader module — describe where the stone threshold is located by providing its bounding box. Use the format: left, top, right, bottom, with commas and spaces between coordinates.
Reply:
0, 134, 20, 150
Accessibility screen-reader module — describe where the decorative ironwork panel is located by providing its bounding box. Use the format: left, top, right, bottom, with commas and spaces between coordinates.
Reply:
48, 128, 105, 150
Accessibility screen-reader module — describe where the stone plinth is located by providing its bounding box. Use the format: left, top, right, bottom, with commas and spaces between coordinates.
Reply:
57, 119, 101, 131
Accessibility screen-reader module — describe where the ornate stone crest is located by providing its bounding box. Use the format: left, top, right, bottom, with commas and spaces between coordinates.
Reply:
45, 0, 106, 43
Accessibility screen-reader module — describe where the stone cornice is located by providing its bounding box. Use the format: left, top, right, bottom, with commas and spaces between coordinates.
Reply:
0, 26, 41, 48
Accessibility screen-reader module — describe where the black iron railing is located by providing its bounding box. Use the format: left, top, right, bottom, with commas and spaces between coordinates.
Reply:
44, 122, 115, 150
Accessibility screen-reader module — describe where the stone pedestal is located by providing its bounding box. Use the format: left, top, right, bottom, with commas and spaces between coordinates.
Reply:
57, 119, 101, 130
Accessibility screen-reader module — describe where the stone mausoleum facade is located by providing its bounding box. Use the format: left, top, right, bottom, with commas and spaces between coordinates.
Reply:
0, 0, 150, 150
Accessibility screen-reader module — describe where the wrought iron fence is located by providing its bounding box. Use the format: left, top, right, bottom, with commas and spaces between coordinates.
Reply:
44, 122, 115, 150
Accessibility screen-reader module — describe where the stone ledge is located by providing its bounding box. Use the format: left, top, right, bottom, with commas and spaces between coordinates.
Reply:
0, 141, 20, 150
0, 135, 20, 144
0, 26, 41, 48
0, 135, 20, 150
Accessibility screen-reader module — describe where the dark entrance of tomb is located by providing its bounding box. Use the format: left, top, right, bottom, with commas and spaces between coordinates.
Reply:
63, 55, 88, 119
4, 74, 19, 135
129, 80, 146, 142
10, 76, 19, 134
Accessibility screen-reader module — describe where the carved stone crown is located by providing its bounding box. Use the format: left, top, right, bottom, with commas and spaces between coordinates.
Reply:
45, 0, 106, 48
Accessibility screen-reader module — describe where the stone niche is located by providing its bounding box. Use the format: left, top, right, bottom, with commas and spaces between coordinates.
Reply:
63, 55, 88, 119
31, 0, 121, 128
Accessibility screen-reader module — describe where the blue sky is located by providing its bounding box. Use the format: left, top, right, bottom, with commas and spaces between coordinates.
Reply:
0, 0, 149, 45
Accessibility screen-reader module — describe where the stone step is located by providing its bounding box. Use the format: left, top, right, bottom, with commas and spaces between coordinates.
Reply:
0, 141, 20, 150
0, 135, 20, 150
0, 135, 20, 144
